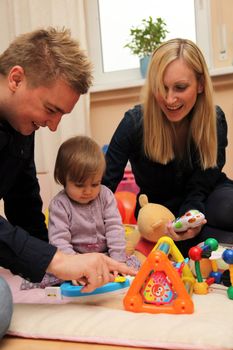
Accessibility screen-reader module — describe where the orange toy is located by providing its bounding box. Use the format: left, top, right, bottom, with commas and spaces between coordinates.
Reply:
124, 236, 195, 314
115, 191, 137, 224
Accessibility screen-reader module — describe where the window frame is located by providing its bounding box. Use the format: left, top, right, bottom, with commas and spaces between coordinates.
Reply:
84, 0, 212, 92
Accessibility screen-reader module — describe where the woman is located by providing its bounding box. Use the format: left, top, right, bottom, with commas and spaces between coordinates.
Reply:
103, 38, 233, 255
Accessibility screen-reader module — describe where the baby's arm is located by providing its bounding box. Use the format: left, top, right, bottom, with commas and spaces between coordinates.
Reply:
48, 198, 76, 255
103, 188, 126, 262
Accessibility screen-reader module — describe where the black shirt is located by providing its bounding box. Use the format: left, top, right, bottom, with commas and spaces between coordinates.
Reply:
0, 120, 56, 282
103, 105, 228, 217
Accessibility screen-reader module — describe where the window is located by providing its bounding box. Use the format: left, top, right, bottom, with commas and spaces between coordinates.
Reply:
99, 0, 196, 72
85, 0, 212, 91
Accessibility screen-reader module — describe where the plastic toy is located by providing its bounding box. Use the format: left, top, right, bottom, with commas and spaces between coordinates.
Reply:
124, 236, 195, 314
222, 249, 233, 299
189, 238, 233, 300
188, 238, 218, 294
124, 224, 140, 256
208, 245, 233, 300
116, 169, 139, 194
115, 191, 137, 224
172, 209, 205, 232
45, 276, 131, 302
134, 194, 175, 264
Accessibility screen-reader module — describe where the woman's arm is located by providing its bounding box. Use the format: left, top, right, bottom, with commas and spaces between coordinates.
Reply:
103, 106, 141, 192
179, 106, 228, 216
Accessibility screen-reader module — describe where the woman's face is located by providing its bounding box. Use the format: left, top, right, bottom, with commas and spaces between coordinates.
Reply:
155, 58, 203, 123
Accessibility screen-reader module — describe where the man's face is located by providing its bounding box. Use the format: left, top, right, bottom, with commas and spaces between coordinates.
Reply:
4, 66, 80, 135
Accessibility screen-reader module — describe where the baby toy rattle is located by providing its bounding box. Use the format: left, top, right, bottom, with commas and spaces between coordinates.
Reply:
172, 209, 205, 232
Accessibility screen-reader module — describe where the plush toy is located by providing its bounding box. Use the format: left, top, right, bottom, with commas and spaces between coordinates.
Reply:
134, 194, 175, 264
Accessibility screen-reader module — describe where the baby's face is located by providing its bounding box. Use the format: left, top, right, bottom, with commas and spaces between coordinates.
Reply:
65, 171, 102, 204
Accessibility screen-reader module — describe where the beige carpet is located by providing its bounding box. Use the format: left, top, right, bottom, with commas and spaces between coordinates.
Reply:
1, 268, 233, 350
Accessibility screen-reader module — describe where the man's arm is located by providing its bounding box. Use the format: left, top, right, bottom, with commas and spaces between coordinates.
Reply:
0, 216, 136, 291
0, 216, 56, 282
3, 132, 48, 242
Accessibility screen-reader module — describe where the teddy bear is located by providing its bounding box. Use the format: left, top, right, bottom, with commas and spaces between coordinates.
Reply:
134, 194, 175, 265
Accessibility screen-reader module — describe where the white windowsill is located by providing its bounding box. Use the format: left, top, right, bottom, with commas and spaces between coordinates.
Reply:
90, 78, 145, 93
90, 66, 233, 93
210, 66, 233, 77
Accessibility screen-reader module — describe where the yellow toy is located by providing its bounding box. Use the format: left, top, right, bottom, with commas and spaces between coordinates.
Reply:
134, 194, 175, 264
124, 224, 140, 256
124, 236, 195, 314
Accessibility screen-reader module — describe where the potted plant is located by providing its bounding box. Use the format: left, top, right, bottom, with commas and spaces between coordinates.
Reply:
124, 16, 168, 78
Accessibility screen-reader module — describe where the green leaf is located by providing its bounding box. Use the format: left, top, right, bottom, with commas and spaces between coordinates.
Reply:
124, 16, 169, 57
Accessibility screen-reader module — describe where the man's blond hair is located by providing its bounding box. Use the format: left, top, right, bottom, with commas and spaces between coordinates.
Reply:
0, 27, 92, 94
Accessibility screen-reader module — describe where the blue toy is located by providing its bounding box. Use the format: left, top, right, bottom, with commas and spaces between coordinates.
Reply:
45, 276, 131, 302
61, 278, 130, 299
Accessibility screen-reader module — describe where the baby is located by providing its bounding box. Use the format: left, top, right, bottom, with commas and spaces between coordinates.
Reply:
48, 135, 126, 282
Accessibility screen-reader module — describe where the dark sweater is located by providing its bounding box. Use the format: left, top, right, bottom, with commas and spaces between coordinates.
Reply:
0, 120, 56, 282
103, 105, 229, 218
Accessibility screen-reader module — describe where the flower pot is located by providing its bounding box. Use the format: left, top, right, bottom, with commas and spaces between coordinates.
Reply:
139, 55, 151, 78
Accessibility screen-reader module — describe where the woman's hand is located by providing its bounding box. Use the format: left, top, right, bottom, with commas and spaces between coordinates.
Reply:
165, 218, 207, 241
47, 251, 137, 293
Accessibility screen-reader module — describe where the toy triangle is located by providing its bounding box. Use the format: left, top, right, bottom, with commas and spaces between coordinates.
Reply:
124, 236, 195, 314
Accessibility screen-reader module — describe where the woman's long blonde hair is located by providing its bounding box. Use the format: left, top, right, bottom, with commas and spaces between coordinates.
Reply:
142, 38, 217, 169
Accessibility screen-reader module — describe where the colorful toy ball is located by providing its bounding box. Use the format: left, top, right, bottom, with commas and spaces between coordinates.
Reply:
205, 238, 219, 251
227, 286, 233, 300
222, 249, 233, 264
189, 246, 202, 261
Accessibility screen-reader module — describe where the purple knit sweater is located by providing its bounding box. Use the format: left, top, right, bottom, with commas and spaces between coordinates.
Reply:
48, 185, 126, 262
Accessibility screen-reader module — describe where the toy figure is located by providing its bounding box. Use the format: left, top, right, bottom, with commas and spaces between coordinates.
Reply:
134, 194, 175, 264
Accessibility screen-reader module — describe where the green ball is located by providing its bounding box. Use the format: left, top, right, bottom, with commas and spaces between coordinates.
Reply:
205, 238, 218, 251
227, 286, 233, 300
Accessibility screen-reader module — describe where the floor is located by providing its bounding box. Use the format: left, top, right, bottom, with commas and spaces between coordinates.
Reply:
0, 336, 165, 350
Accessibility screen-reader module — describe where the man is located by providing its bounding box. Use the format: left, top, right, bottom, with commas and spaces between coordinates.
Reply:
0, 27, 135, 338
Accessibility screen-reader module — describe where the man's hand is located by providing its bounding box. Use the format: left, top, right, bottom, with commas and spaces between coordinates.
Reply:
47, 251, 137, 292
